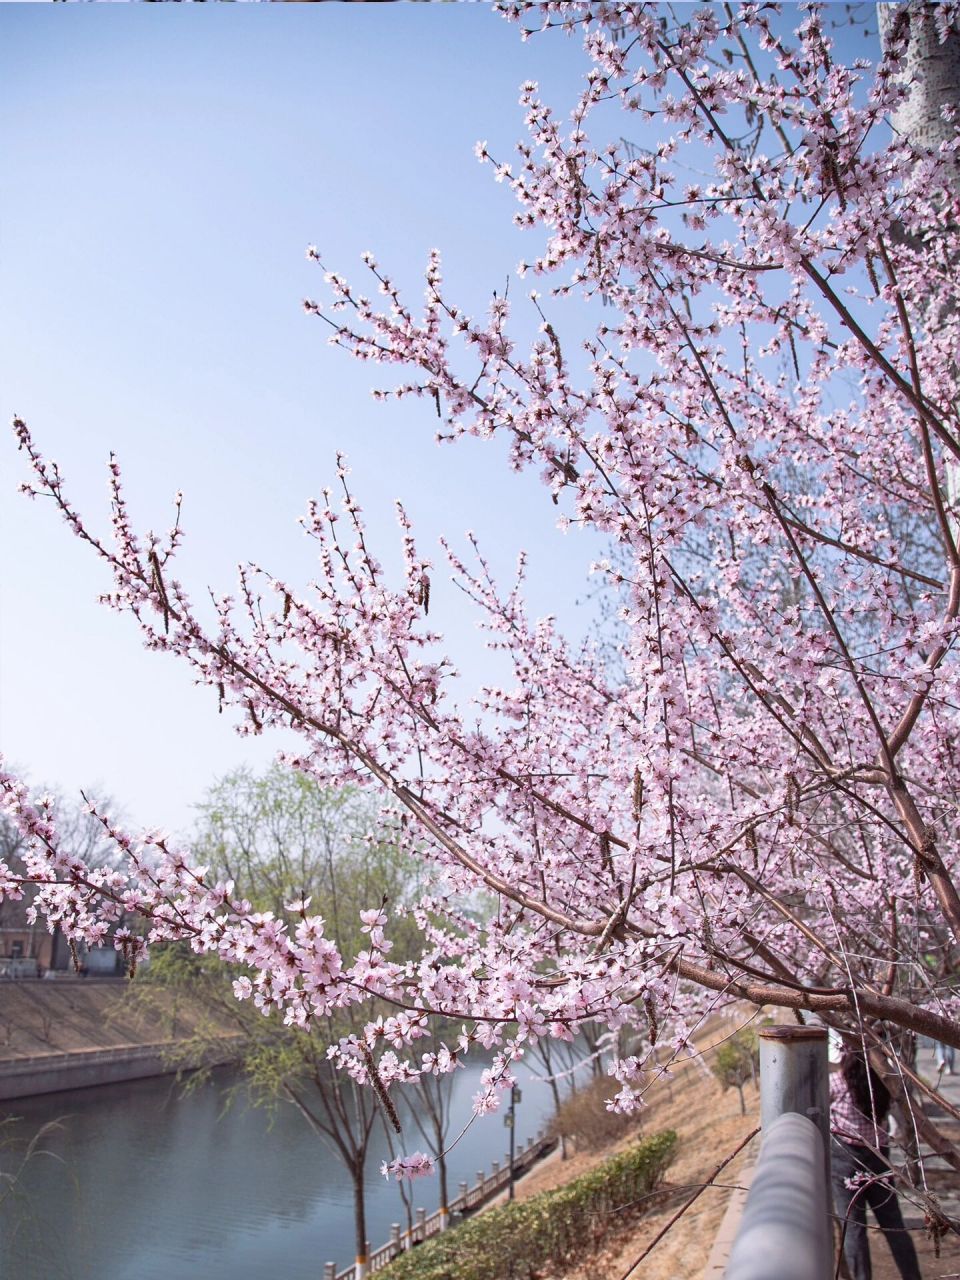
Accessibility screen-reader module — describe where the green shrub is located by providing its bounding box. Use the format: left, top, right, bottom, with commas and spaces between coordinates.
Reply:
378, 1129, 676, 1280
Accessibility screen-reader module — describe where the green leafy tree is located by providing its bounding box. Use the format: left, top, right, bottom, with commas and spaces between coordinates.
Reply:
143, 766, 429, 1269
710, 1029, 760, 1117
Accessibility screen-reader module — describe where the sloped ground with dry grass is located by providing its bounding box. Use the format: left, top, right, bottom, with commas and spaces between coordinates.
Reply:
512, 1038, 759, 1280
0, 980, 238, 1059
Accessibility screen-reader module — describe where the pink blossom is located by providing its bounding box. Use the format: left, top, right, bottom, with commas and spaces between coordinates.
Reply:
380, 1152, 435, 1182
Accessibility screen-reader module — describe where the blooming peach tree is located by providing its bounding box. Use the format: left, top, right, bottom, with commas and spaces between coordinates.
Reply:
5, 1, 960, 1189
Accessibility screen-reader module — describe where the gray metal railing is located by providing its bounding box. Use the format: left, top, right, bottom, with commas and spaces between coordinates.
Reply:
726, 1025, 832, 1280
726, 1112, 830, 1280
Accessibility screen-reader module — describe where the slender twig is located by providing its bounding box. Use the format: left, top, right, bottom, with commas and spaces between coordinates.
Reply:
617, 1125, 760, 1280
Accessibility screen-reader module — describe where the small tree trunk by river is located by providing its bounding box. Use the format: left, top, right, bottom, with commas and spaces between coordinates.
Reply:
437, 1141, 449, 1228
545, 1065, 568, 1159
352, 1164, 368, 1275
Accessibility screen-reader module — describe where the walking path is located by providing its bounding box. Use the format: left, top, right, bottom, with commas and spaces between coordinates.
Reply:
872, 1040, 960, 1280
891, 1042, 960, 1233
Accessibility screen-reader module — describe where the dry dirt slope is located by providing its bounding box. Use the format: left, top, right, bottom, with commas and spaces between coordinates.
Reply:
512, 1042, 759, 1280
0, 980, 238, 1060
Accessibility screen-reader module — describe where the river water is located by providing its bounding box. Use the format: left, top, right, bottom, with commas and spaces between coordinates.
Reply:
0, 1057, 556, 1280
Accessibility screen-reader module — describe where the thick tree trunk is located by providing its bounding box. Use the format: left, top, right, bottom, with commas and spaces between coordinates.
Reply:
878, 4, 960, 161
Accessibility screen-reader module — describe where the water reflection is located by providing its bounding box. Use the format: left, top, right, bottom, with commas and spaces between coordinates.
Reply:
0, 1059, 554, 1280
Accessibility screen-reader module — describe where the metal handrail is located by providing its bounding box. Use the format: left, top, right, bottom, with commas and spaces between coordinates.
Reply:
725, 1025, 832, 1280
725, 1112, 831, 1280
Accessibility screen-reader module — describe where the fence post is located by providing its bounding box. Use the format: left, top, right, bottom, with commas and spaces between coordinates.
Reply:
415, 1207, 426, 1242
758, 1025, 831, 1187
458, 1179, 468, 1209
389, 1224, 401, 1259
323, 1265, 336, 1280
748, 1023, 832, 1279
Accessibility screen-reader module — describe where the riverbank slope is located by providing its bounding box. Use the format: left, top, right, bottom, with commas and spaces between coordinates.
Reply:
0, 979, 241, 1099
512, 1032, 758, 1280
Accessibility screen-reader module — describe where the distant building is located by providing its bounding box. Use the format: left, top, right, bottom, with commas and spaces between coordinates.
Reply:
0, 891, 54, 972
0, 890, 124, 978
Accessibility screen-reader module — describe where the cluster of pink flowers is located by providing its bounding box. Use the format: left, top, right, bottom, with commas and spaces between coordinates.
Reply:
6, 4, 960, 1178
380, 1152, 435, 1182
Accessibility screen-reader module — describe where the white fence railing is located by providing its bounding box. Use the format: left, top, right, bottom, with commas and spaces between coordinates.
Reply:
324, 1132, 556, 1280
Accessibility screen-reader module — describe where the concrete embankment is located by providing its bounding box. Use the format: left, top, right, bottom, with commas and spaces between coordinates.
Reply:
0, 979, 242, 1100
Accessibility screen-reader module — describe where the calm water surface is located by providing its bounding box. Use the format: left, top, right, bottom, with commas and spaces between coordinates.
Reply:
0, 1059, 554, 1280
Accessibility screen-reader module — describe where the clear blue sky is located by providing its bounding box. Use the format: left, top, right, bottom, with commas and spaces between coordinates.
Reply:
0, 5, 608, 837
